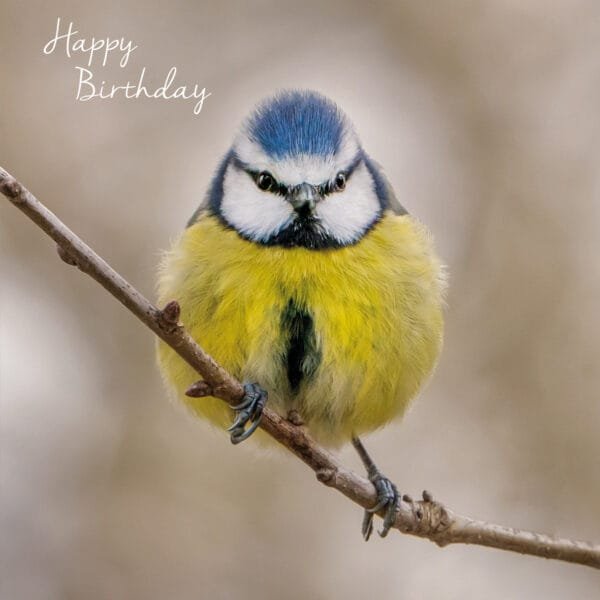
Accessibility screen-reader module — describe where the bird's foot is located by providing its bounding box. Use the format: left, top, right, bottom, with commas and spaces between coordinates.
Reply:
227, 382, 268, 444
362, 471, 399, 541
351, 437, 399, 541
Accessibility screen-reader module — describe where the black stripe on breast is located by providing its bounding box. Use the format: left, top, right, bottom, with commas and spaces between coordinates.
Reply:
281, 299, 321, 393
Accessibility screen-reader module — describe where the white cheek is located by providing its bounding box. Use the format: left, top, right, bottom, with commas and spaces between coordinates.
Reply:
316, 163, 381, 243
220, 165, 293, 240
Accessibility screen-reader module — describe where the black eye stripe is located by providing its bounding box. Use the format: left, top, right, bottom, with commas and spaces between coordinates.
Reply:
231, 153, 363, 195
254, 172, 287, 195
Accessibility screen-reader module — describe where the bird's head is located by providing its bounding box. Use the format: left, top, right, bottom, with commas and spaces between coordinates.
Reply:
205, 90, 402, 249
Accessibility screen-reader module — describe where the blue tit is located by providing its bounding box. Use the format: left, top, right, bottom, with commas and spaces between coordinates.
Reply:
157, 90, 446, 538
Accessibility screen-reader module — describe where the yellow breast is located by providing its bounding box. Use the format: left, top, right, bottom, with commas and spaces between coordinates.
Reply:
157, 213, 445, 446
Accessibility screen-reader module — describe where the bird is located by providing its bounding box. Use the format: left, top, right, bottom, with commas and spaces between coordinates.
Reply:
156, 90, 446, 539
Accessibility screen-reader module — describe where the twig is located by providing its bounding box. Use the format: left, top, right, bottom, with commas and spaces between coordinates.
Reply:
2, 165, 599, 570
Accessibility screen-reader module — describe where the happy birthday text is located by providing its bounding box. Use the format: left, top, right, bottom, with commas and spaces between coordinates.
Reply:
43, 18, 211, 115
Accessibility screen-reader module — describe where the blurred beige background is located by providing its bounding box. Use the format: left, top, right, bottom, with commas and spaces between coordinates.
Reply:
2, 1, 600, 598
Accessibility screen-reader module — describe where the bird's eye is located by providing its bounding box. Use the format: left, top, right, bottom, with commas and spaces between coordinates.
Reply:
256, 172, 275, 191
334, 172, 346, 191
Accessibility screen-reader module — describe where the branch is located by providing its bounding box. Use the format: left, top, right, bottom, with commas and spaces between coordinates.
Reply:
2, 165, 599, 570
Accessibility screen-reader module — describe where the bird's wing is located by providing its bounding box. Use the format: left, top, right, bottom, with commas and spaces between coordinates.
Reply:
187, 151, 233, 228
186, 195, 210, 228
364, 155, 408, 216
373, 159, 407, 216
384, 177, 408, 216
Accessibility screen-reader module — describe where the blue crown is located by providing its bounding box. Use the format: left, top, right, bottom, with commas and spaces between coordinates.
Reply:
245, 90, 348, 160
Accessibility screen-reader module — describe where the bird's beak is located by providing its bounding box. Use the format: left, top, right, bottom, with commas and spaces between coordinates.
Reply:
287, 183, 322, 217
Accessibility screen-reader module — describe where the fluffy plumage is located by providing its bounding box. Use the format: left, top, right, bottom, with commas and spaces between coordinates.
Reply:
158, 215, 444, 445
157, 90, 445, 446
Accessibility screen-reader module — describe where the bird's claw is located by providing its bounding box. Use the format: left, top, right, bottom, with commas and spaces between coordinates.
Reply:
228, 382, 267, 444
362, 473, 399, 541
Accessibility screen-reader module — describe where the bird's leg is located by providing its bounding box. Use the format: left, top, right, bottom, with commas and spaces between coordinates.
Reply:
352, 437, 399, 540
227, 382, 268, 444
